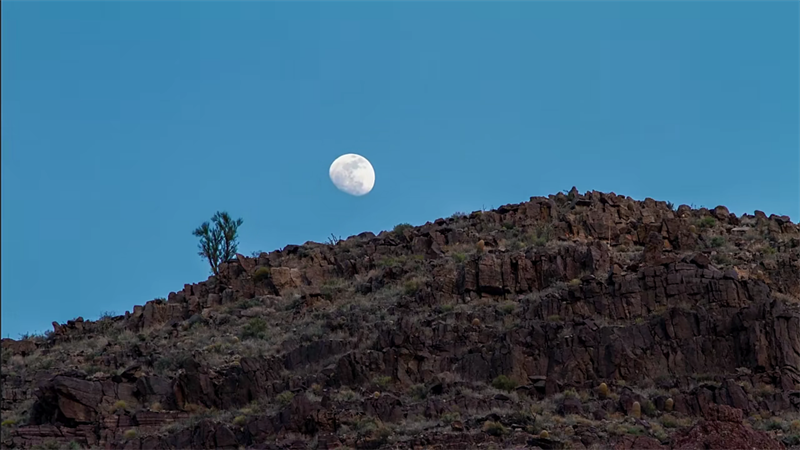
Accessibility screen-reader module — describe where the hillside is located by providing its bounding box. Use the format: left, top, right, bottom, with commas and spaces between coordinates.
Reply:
2, 188, 799, 450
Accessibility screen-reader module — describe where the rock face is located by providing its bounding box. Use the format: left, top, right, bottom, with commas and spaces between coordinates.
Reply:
2, 190, 799, 449
672, 405, 786, 450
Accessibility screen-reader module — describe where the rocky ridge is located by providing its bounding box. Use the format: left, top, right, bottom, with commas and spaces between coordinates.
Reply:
2, 188, 799, 449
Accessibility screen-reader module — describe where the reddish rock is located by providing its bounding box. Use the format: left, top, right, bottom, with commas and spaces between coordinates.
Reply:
672, 420, 785, 450
1, 338, 37, 356
613, 435, 666, 450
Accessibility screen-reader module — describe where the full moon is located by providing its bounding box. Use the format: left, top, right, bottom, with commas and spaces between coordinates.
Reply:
329, 153, 375, 196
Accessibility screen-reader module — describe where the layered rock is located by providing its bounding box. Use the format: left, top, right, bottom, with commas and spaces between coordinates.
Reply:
2, 190, 798, 449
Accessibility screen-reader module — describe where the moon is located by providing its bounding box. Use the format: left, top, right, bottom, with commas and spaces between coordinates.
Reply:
329, 153, 375, 196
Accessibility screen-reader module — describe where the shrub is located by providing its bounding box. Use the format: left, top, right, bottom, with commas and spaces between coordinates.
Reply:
320, 279, 346, 300
335, 388, 360, 402
626, 425, 646, 435
373, 376, 392, 389
403, 279, 420, 295
492, 375, 517, 392
661, 414, 681, 428
241, 317, 269, 340
642, 400, 657, 416
698, 217, 716, 229
539, 430, 550, 439
253, 267, 271, 282
482, 420, 508, 436
410, 384, 428, 400
372, 423, 392, 444
154, 353, 194, 375
233, 415, 247, 427
497, 301, 517, 316
1, 418, 17, 427
393, 223, 412, 235
183, 403, 205, 414
276, 391, 294, 407
527, 224, 553, 247
150, 402, 163, 412
123, 429, 137, 440
650, 423, 668, 442
452, 252, 467, 263
193, 211, 243, 276
186, 313, 205, 329
441, 412, 461, 424
765, 418, 787, 431
709, 236, 726, 248
113, 400, 128, 412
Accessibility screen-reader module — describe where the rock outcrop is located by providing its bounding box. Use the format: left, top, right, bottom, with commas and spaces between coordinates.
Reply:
2, 189, 798, 449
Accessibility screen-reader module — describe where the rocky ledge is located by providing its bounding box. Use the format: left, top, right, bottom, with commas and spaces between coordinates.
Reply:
2, 189, 799, 449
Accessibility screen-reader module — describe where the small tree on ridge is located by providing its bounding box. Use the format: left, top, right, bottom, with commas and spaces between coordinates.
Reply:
193, 211, 243, 276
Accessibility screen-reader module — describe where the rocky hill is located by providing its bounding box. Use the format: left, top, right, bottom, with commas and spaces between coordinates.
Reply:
2, 188, 799, 450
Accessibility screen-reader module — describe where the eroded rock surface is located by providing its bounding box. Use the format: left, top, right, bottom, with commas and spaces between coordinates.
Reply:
3, 190, 798, 449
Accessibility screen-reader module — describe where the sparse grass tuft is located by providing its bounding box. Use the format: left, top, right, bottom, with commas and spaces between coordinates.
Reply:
241, 317, 269, 340
113, 400, 128, 412
123, 428, 137, 440
526, 224, 553, 247
709, 236, 726, 248
403, 278, 422, 295
491, 375, 517, 392
253, 267, 271, 282
233, 415, 247, 427
497, 301, 517, 316
373, 376, 393, 389
698, 217, 717, 229
276, 391, 295, 407
441, 412, 461, 425
410, 384, 428, 400
482, 420, 508, 436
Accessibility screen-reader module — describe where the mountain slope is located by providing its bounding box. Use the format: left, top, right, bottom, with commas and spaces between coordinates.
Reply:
3, 189, 799, 449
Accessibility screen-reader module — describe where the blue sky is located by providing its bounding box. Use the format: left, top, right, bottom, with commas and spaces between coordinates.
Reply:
2, 2, 798, 338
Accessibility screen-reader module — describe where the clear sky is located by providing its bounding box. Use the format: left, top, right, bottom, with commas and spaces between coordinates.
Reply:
2, 2, 798, 338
